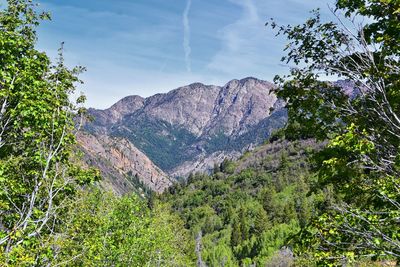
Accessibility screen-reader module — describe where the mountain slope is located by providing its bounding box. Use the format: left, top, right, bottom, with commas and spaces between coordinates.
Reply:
160, 138, 322, 266
85, 77, 287, 179
78, 132, 172, 194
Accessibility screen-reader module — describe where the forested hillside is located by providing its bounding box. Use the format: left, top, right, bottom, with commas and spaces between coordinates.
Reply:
161, 139, 322, 266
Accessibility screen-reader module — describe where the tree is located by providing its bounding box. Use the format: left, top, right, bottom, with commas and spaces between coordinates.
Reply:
269, 0, 399, 264
54, 189, 195, 267
0, 0, 98, 264
231, 216, 242, 248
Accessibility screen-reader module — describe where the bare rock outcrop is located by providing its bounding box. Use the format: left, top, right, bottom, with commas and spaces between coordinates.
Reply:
78, 131, 172, 194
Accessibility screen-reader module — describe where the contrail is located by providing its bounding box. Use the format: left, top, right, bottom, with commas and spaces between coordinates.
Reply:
183, 0, 192, 72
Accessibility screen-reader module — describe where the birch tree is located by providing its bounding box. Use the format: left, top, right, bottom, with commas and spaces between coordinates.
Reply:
0, 1, 98, 265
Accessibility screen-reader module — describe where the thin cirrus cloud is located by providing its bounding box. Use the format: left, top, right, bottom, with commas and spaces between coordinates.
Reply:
207, 0, 336, 81
207, 0, 264, 75
32, 0, 336, 109
183, 0, 192, 73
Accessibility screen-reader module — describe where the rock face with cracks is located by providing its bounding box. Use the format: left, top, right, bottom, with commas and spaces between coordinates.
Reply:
77, 132, 172, 194
82, 77, 288, 193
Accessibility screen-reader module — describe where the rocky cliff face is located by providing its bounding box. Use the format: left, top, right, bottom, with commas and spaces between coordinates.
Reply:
132, 77, 279, 137
77, 132, 172, 194
83, 77, 287, 192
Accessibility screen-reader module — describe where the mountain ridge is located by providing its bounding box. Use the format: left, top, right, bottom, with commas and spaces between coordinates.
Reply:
81, 77, 288, 193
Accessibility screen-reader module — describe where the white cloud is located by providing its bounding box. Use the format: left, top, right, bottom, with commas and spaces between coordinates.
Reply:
207, 0, 276, 78
207, 0, 337, 81
183, 0, 192, 72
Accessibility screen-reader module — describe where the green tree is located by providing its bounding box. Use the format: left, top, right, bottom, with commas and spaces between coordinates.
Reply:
231, 216, 242, 248
269, 0, 400, 264
220, 159, 236, 174
254, 207, 269, 235
260, 187, 276, 216
0, 0, 98, 265
54, 189, 195, 266
239, 210, 249, 242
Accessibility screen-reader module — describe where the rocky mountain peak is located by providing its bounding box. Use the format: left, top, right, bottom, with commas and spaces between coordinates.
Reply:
225, 77, 273, 88
124, 77, 279, 137
187, 82, 207, 89
83, 78, 288, 189
207, 77, 277, 136
87, 95, 144, 128
109, 95, 145, 112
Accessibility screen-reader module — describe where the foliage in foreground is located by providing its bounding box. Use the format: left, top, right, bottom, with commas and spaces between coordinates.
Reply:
269, 0, 400, 265
52, 188, 194, 267
0, 1, 195, 266
0, 0, 99, 264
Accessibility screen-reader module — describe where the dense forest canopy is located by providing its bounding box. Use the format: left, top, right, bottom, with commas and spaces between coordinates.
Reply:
161, 140, 321, 266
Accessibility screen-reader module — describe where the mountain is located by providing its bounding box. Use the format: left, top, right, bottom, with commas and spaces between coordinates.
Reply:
82, 77, 287, 193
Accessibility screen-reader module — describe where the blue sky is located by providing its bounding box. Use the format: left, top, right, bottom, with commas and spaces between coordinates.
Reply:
33, 0, 335, 108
